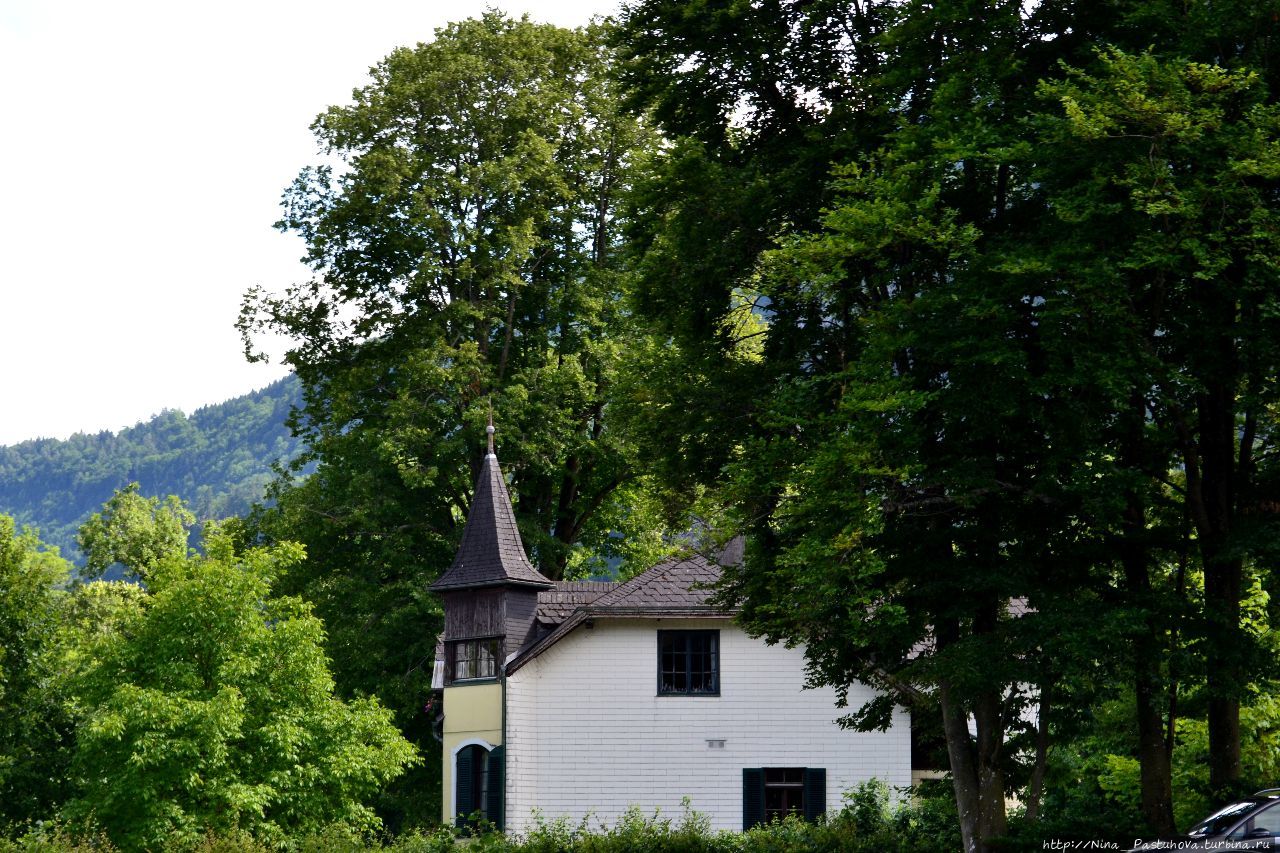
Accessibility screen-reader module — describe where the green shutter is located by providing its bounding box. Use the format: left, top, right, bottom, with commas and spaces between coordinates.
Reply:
803, 767, 826, 822
455, 746, 474, 827
486, 745, 505, 830
743, 768, 764, 830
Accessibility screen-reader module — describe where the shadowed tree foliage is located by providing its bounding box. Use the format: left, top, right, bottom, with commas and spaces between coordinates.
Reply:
616, 0, 1280, 849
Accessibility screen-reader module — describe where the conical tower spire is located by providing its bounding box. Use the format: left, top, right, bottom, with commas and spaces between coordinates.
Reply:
429, 423, 552, 592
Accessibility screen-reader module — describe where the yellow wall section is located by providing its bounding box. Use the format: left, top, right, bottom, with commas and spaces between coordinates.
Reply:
441, 681, 503, 824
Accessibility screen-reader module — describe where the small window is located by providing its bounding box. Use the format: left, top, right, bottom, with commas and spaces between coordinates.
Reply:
764, 768, 805, 821
658, 630, 719, 695
447, 637, 500, 683
743, 767, 826, 829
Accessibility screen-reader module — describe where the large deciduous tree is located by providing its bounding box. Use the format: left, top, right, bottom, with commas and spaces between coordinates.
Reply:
77, 482, 194, 581
616, 0, 1280, 847
1035, 45, 1280, 799
242, 12, 656, 577
616, 2, 1100, 850
239, 13, 665, 826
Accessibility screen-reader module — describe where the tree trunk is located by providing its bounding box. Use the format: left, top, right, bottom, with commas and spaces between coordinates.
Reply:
940, 678, 982, 853
1133, 640, 1176, 835
936, 609, 1009, 853
972, 600, 1007, 843
974, 688, 1008, 844
1024, 687, 1050, 822
1120, 393, 1176, 835
1196, 331, 1243, 792
1203, 539, 1243, 792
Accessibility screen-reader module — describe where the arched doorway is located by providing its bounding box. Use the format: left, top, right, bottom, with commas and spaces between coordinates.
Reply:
454, 741, 504, 829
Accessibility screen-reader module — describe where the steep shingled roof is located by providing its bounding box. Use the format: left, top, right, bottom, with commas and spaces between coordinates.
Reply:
429, 452, 553, 592
586, 554, 724, 613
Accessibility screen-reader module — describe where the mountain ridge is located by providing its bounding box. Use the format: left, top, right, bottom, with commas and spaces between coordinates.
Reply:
0, 375, 303, 561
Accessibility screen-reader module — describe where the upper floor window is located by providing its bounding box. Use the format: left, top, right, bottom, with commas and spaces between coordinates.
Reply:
658, 629, 719, 695
448, 637, 500, 683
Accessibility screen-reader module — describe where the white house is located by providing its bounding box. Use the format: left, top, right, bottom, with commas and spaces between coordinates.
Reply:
429, 431, 912, 834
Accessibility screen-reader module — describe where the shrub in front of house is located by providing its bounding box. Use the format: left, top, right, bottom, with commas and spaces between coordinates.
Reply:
0, 781, 962, 852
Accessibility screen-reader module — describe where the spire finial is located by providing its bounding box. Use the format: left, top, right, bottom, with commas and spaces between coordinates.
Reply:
486, 405, 495, 456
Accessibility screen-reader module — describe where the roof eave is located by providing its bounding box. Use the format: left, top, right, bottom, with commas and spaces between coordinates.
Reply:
583, 606, 734, 618
429, 576, 555, 593
505, 606, 737, 675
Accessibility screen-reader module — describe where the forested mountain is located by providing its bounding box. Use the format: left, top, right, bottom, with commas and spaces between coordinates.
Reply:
0, 376, 301, 560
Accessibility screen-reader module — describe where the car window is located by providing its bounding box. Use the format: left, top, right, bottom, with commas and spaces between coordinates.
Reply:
1228, 801, 1280, 841
1188, 800, 1267, 837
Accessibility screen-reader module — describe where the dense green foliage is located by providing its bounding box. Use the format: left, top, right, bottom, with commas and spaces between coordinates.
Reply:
4, 783, 960, 853
238, 13, 684, 831
0, 377, 301, 562
7, 3, 1280, 850
77, 483, 196, 580
614, 0, 1280, 849
0, 501, 415, 850
63, 528, 417, 850
0, 517, 73, 828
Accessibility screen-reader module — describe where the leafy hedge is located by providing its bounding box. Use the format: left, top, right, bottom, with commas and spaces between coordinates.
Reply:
1, 782, 960, 853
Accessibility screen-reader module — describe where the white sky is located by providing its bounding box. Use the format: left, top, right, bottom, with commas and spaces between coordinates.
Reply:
0, 0, 614, 446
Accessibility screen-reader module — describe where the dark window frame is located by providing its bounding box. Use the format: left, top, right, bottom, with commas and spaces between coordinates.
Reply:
657, 629, 720, 696
446, 636, 501, 684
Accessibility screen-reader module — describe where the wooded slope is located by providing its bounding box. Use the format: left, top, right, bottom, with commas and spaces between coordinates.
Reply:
0, 376, 301, 560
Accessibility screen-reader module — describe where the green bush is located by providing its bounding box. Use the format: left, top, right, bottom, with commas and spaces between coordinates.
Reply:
511, 800, 739, 853
1, 782, 961, 852
0, 822, 116, 853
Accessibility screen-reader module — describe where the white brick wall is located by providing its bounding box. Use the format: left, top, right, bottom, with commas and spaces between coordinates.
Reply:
504, 617, 911, 835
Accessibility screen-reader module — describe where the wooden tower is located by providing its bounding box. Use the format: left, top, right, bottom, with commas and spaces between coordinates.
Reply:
429, 424, 552, 827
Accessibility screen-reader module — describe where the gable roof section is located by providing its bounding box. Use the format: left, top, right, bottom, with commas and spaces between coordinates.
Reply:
507, 553, 733, 673
429, 452, 553, 592
587, 553, 725, 613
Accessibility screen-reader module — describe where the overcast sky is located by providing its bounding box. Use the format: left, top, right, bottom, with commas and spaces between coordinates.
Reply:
0, 0, 614, 446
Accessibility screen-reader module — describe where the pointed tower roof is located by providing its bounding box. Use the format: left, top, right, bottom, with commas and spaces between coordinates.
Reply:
430, 434, 553, 592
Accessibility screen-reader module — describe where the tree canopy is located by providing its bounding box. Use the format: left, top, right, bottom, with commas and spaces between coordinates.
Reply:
238, 12, 678, 828
614, 0, 1280, 849
0, 516, 72, 829
65, 526, 417, 849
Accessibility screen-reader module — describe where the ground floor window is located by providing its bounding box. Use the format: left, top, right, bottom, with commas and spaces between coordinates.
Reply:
455, 743, 504, 830
742, 767, 826, 829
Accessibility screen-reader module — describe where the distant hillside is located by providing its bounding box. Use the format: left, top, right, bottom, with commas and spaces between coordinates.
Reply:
0, 376, 303, 561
